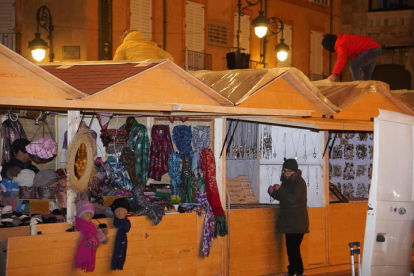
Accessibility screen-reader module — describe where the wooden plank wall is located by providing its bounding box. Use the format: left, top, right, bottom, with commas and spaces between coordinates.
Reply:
6, 213, 224, 276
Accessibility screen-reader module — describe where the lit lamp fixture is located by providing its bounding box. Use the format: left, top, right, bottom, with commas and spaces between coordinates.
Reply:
252, 11, 269, 38
28, 5, 54, 62
275, 38, 290, 62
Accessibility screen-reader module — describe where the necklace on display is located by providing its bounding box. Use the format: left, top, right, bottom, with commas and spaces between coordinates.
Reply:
315, 166, 319, 196
291, 130, 301, 160
303, 134, 307, 161
310, 131, 319, 158
307, 166, 310, 191
239, 122, 246, 158
245, 123, 250, 157
283, 133, 287, 160
253, 124, 258, 159
267, 166, 275, 203
264, 125, 272, 159
272, 128, 279, 158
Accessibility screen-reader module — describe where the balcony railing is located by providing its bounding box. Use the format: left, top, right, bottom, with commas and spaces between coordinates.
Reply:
184, 50, 212, 71
0, 32, 20, 53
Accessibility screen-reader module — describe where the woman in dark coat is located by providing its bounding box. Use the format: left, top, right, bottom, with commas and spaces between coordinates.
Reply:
268, 159, 309, 276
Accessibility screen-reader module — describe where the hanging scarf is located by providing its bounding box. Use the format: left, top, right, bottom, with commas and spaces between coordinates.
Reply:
192, 126, 211, 172
120, 147, 137, 186
148, 125, 174, 181
199, 148, 228, 237
172, 125, 193, 160
196, 190, 215, 257
122, 120, 150, 186
111, 216, 131, 270
168, 153, 181, 196
2, 118, 26, 164
188, 176, 205, 203
180, 154, 192, 203
107, 156, 133, 191
75, 216, 99, 273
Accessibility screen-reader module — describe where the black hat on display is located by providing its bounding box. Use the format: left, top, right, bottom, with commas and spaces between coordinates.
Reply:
321, 34, 337, 53
110, 198, 131, 213
283, 159, 298, 172
12, 138, 31, 154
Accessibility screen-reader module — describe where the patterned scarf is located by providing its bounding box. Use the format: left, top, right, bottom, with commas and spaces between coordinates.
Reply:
173, 125, 193, 159
168, 153, 182, 196
196, 190, 215, 257
75, 216, 99, 273
180, 154, 192, 202
149, 125, 174, 181
111, 216, 131, 270
199, 148, 228, 237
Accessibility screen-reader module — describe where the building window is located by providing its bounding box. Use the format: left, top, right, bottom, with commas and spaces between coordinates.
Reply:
309, 0, 329, 7
233, 13, 250, 53
310, 31, 324, 81
130, 0, 152, 41
369, 0, 413, 11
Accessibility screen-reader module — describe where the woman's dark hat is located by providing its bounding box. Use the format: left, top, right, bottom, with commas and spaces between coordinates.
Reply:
283, 159, 298, 172
321, 34, 337, 53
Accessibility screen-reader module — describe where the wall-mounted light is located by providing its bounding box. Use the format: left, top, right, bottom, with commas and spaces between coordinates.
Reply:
28, 6, 54, 62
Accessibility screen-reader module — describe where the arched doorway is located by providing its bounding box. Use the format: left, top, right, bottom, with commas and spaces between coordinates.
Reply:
372, 64, 411, 90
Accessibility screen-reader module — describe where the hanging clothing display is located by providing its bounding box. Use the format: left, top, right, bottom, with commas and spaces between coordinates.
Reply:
107, 156, 133, 192
2, 118, 27, 163
180, 154, 191, 202
120, 147, 137, 186
123, 120, 150, 186
199, 148, 228, 237
168, 153, 181, 196
192, 126, 211, 172
172, 125, 193, 160
196, 190, 215, 257
148, 125, 174, 181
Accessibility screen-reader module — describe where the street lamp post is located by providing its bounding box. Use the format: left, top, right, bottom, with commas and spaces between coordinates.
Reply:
28, 6, 54, 62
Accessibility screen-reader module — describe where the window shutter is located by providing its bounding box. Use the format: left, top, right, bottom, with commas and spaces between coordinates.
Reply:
130, 0, 152, 41
278, 24, 292, 68
185, 1, 205, 52
0, 0, 15, 32
310, 30, 324, 80
233, 13, 250, 53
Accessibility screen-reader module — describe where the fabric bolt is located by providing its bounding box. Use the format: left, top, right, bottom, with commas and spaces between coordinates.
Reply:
75, 216, 99, 273
196, 190, 215, 257
131, 186, 165, 225
172, 125, 193, 160
168, 153, 182, 196
180, 154, 192, 202
123, 120, 150, 186
120, 147, 138, 186
111, 216, 131, 270
2, 119, 27, 164
148, 125, 174, 181
199, 148, 228, 237
107, 156, 133, 191
13, 169, 35, 187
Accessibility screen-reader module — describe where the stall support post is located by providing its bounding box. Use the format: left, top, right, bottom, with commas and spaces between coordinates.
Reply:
214, 118, 228, 275
66, 110, 81, 224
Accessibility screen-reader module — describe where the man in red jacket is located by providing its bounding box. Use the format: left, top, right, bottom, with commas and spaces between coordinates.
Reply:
322, 33, 382, 81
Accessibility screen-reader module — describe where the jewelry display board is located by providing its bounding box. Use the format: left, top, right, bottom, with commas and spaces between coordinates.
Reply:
329, 132, 373, 199
258, 125, 325, 207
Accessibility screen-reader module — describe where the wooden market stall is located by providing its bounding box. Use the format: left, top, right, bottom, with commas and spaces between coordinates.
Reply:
1, 42, 413, 275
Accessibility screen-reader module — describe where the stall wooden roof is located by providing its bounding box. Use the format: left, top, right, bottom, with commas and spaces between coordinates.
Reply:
192, 68, 338, 117
0, 44, 86, 105
0, 44, 312, 117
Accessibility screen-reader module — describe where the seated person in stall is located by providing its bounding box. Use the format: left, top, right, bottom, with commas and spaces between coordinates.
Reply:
1, 138, 39, 179
321, 33, 382, 81
113, 29, 174, 61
